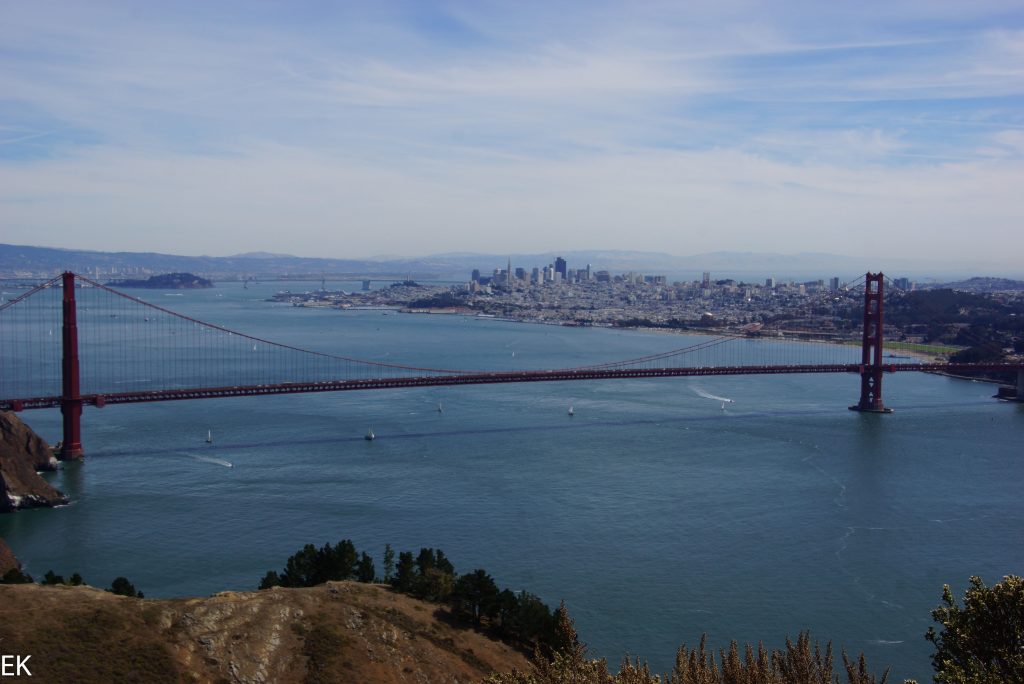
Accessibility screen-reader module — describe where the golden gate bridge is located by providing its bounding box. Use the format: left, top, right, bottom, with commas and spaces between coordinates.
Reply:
1, 272, 1021, 460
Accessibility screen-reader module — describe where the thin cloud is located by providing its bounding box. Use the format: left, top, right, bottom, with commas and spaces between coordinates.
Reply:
0, 0, 1021, 266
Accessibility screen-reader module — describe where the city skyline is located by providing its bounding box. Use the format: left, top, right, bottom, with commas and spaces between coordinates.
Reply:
1, 1, 1022, 266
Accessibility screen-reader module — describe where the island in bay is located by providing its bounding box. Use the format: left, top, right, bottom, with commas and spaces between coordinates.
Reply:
105, 272, 213, 289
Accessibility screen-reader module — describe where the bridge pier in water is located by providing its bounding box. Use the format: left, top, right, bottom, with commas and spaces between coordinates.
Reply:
850, 272, 893, 414
59, 271, 85, 460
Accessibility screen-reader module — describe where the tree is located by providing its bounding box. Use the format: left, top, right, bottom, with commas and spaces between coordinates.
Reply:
280, 543, 320, 587
483, 602, 660, 684
926, 575, 1024, 683
418, 567, 454, 602
497, 589, 520, 634
315, 540, 357, 583
42, 569, 65, 585
511, 592, 555, 646
108, 576, 143, 598
382, 543, 395, 583
258, 570, 281, 590
0, 567, 33, 584
69, 572, 84, 586
416, 547, 438, 578
411, 548, 455, 600
549, 601, 585, 662
394, 551, 416, 592
452, 569, 500, 626
435, 549, 455, 575
356, 552, 376, 583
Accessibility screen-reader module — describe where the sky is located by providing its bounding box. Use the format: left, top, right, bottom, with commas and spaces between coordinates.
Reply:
1, 1, 1022, 267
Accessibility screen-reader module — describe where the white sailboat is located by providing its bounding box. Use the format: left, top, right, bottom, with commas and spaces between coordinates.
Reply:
365, 428, 375, 441
437, 402, 443, 413
206, 429, 212, 443
568, 405, 574, 417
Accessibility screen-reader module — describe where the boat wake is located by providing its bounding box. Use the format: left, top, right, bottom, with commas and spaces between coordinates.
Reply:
693, 386, 734, 404
189, 454, 233, 468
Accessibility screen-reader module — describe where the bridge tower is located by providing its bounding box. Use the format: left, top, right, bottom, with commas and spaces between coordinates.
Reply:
850, 272, 893, 413
60, 271, 85, 459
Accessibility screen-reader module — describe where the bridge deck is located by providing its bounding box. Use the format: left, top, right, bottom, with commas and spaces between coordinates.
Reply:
3, 363, 1021, 411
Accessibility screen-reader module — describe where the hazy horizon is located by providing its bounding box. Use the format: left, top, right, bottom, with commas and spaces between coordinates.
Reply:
2, 2, 1022, 267
5, 241, 1022, 281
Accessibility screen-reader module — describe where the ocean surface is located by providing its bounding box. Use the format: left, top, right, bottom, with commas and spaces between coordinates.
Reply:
2, 280, 1022, 681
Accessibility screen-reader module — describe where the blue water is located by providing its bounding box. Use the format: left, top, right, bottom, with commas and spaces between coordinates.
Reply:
2, 281, 1022, 682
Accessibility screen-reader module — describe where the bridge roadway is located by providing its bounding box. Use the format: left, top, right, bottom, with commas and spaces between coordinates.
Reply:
2, 362, 1021, 411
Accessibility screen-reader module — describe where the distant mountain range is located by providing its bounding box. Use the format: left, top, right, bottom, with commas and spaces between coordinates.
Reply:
920, 277, 1024, 293
1, 243, 1018, 282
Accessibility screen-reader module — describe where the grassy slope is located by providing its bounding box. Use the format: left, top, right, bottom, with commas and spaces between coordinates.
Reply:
0, 581, 529, 683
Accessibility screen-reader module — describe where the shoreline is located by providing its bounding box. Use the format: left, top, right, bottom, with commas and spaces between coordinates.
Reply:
400, 308, 950, 363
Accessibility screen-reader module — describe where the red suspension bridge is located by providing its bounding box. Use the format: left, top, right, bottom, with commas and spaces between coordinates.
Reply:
1, 272, 1021, 460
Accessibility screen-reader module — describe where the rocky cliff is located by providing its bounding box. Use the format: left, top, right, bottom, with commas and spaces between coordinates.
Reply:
0, 581, 529, 683
0, 411, 67, 512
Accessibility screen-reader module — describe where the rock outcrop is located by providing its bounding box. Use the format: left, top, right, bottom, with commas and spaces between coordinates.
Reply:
0, 581, 530, 683
0, 411, 67, 512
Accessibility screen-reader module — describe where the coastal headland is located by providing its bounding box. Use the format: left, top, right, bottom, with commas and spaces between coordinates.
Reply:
0, 580, 529, 683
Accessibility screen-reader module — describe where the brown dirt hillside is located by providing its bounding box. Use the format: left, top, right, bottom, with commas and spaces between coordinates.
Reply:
0, 581, 530, 683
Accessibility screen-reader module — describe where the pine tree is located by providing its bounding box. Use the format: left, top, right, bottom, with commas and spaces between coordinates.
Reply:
356, 552, 376, 583
258, 570, 281, 590
382, 543, 395, 583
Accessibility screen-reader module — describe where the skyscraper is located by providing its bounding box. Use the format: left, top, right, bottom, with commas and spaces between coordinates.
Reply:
555, 257, 567, 281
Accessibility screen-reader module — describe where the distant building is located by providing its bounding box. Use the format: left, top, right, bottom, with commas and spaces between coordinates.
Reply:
515, 267, 526, 281
765, 277, 776, 289
702, 271, 711, 288
585, 263, 592, 281
555, 257, 567, 281
829, 277, 840, 291
596, 270, 611, 283
894, 277, 912, 291
471, 269, 481, 283
531, 267, 540, 284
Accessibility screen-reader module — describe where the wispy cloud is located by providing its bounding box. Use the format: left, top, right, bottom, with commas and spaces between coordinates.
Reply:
1, 0, 1022, 267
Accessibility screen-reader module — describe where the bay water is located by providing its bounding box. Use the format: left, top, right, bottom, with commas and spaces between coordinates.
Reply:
2, 280, 1022, 681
